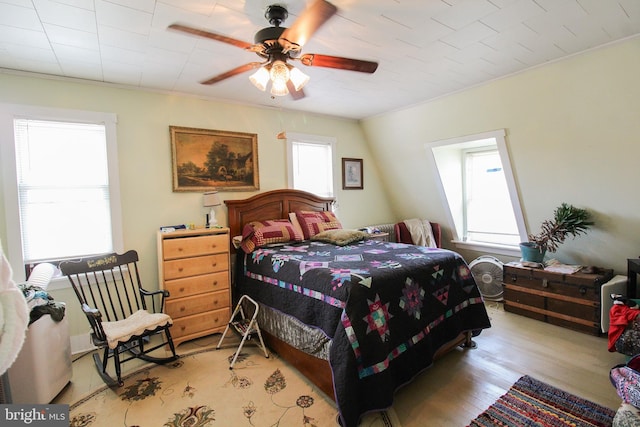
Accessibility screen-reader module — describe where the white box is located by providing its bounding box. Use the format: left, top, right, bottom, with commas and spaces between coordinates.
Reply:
7, 314, 72, 404
600, 275, 628, 333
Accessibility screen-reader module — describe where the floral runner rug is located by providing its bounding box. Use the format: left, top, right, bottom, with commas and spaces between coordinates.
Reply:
70, 346, 400, 427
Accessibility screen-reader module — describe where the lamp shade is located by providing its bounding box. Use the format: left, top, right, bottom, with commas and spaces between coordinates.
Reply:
203, 191, 221, 207
249, 67, 269, 91
289, 66, 310, 91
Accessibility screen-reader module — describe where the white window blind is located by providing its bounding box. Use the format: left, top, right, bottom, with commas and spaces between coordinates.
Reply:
464, 149, 520, 246
14, 119, 114, 263
290, 139, 334, 197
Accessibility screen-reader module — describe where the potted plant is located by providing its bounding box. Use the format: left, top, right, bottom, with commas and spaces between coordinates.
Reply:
520, 203, 594, 263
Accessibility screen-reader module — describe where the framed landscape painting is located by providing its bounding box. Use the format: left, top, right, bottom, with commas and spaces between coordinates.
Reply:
170, 126, 259, 192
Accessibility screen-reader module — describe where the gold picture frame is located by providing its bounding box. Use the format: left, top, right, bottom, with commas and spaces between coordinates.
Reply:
342, 158, 363, 190
170, 126, 259, 192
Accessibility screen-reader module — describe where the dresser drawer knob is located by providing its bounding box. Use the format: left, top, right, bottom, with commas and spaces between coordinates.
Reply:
542, 279, 548, 288
180, 326, 186, 331
510, 275, 517, 282
178, 267, 183, 272
579, 286, 587, 295
179, 287, 185, 292
212, 281, 218, 286
180, 306, 185, 312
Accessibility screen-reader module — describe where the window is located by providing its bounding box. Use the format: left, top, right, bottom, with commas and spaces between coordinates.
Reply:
286, 132, 336, 198
426, 129, 526, 255
0, 104, 122, 285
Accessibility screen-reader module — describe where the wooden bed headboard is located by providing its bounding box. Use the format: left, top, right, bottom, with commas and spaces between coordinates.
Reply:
224, 189, 335, 238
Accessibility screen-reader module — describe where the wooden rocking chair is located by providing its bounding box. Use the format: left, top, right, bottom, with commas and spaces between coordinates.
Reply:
60, 250, 178, 387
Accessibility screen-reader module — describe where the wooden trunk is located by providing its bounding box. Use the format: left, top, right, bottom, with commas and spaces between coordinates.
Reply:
503, 263, 613, 335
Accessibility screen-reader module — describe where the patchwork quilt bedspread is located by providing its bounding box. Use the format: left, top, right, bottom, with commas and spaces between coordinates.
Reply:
236, 239, 491, 427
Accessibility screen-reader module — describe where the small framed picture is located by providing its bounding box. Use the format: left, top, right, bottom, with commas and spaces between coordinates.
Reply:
342, 158, 363, 190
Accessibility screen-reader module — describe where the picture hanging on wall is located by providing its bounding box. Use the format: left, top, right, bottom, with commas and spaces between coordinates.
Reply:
170, 126, 259, 192
342, 158, 363, 190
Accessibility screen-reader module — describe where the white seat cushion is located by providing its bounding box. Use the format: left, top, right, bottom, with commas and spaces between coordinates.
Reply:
101, 309, 172, 349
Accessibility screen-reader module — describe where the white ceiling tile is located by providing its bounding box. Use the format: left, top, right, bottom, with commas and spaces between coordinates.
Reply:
100, 44, 144, 67
439, 21, 497, 49
3, 42, 56, 61
0, 25, 50, 49
59, 60, 103, 79
43, 23, 98, 49
0, 0, 36, 6
13, 58, 62, 75
102, 61, 142, 86
53, 43, 101, 63
480, 0, 545, 32
53, 0, 95, 10
95, 0, 152, 35
380, 2, 450, 30
157, 0, 217, 16
447, 41, 496, 62
34, 0, 96, 33
0, 2, 42, 30
432, 0, 498, 30
619, 0, 640, 21
98, 25, 149, 54
152, 2, 212, 31
396, 19, 454, 48
49, 0, 94, 10
102, 0, 155, 14
480, 22, 538, 49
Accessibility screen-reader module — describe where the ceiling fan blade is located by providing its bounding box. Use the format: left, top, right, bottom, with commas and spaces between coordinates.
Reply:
169, 23, 253, 50
299, 54, 378, 73
286, 80, 306, 100
278, 0, 337, 52
200, 62, 264, 85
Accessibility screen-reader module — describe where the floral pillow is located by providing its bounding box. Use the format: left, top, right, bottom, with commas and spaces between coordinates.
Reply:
295, 210, 342, 239
240, 219, 304, 253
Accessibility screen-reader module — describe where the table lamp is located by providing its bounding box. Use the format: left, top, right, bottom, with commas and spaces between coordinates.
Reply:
203, 191, 221, 228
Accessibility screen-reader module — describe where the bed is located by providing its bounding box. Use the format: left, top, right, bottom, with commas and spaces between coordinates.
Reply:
225, 189, 491, 427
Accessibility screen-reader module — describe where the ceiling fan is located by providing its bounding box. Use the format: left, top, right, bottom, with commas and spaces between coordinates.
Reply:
168, 0, 378, 100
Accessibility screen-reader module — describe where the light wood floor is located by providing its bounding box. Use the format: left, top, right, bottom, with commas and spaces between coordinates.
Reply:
54, 302, 625, 426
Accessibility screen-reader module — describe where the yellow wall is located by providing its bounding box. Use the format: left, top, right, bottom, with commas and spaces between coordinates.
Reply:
0, 75, 394, 337
361, 36, 640, 272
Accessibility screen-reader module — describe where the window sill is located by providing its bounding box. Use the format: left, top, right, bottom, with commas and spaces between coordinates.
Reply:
451, 240, 521, 257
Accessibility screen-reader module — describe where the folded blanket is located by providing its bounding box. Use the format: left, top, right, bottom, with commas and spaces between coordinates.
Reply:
403, 218, 437, 248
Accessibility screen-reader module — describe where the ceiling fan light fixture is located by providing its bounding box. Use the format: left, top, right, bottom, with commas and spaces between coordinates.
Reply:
249, 66, 270, 91
269, 60, 290, 84
289, 66, 310, 91
270, 78, 289, 96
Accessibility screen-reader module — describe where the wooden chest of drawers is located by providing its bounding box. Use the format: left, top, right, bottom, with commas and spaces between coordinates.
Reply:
157, 227, 230, 347
503, 263, 613, 335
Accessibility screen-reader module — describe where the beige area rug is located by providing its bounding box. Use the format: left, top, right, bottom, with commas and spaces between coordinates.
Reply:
70, 346, 401, 427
